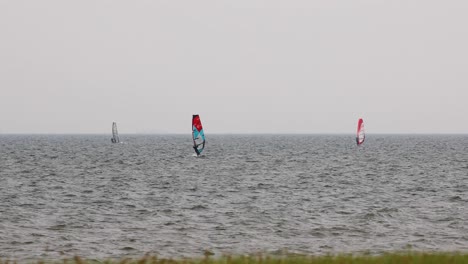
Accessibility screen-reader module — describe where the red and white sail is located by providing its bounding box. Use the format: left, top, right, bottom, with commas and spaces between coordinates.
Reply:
356, 118, 365, 145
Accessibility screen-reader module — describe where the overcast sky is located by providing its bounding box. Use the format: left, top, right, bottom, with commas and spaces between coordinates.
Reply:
1, 0, 467, 134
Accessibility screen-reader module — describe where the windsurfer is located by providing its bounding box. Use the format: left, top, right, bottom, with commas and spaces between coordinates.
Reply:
193, 145, 200, 156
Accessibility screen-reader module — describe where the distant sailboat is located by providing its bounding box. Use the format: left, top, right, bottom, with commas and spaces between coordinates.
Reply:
111, 122, 120, 143
192, 115, 205, 156
356, 118, 365, 145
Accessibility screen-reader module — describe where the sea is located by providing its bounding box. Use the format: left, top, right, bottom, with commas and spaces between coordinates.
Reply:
0, 134, 467, 260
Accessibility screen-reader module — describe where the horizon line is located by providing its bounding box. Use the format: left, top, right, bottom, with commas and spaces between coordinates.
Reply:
0, 132, 466, 135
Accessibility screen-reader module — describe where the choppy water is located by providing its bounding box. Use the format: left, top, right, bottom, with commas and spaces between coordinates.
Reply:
1, 134, 467, 260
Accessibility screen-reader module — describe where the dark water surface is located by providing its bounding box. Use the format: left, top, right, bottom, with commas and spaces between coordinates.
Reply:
1, 135, 467, 260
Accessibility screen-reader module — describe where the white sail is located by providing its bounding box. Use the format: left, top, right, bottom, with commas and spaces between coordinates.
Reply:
112, 122, 120, 143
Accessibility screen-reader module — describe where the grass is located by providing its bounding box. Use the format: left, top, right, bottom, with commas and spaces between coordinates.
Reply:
2, 252, 468, 264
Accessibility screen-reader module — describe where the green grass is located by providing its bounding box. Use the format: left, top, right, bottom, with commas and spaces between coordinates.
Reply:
2, 252, 468, 264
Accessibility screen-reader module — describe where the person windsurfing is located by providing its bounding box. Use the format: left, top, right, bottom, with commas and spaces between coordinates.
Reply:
193, 144, 201, 156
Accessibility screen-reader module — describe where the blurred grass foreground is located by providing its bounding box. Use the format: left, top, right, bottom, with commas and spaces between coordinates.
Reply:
2, 252, 468, 264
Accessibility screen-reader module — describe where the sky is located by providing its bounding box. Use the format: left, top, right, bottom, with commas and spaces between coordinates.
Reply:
1, 0, 467, 134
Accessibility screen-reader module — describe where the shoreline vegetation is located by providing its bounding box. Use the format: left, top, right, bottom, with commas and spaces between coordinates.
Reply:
2, 252, 468, 264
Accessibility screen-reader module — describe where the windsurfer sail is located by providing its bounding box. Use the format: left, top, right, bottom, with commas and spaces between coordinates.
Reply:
356, 118, 365, 145
111, 122, 120, 143
192, 115, 205, 156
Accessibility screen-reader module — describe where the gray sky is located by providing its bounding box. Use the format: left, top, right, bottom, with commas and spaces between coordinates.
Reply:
1, 0, 467, 134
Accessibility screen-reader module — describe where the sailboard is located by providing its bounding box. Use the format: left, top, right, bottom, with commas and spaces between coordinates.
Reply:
192, 115, 205, 156
356, 118, 365, 145
111, 122, 120, 143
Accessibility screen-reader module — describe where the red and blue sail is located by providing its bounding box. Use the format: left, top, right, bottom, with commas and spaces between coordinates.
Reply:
192, 115, 205, 155
356, 118, 365, 145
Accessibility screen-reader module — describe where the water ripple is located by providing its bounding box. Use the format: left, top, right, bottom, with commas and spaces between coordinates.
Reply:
0, 134, 467, 260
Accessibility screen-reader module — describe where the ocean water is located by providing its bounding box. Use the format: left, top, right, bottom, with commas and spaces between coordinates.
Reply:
0, 134, 467, 260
